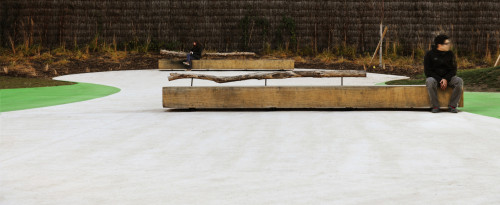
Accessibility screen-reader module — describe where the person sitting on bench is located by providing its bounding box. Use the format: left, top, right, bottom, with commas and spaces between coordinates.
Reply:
183, 41, 203, 67
424, 34, 463, 113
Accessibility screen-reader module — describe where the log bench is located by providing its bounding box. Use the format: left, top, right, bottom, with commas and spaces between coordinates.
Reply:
162, 85, 464, 109
158, 59, 186, 70
158, 59, 294, 71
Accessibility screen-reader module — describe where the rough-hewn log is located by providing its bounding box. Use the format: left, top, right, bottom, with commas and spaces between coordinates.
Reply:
168, 70, 366, 83
191, 59, 293, 70
204, 52, 256, 57
160, 50, 187, 57
160, 50, 256, 57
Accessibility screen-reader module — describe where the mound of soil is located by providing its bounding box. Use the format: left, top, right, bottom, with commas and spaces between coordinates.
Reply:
0, 52, 445, 79
1, 53, 163, 78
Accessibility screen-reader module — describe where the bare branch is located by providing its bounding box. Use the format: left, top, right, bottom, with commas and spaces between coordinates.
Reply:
168, 70, 366, 83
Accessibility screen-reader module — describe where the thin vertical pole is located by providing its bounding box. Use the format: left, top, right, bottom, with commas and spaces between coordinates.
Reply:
495, 53, 500, 67
191, 78, 193, 87
380, 24, 383, 67
380, 0, 384, 67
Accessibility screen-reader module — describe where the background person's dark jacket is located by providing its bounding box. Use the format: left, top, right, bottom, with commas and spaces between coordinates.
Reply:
190, 44, 203, 59
424, 46, 457, 82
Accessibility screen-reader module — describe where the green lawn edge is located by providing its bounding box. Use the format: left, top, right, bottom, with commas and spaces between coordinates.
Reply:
376, 82, 500, 119
461, 92, 500, 119
0, 82, 120, 112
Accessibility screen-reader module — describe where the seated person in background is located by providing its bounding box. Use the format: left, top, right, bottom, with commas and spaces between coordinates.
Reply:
183, 41, 203, 66
424, 34, 463, 113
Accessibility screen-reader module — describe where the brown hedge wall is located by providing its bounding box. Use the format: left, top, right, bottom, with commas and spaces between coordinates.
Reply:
1, 0, 499, 56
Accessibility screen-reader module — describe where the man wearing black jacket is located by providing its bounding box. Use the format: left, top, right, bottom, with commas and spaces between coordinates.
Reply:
183, 41, 203, 67
424, 35, 463, 113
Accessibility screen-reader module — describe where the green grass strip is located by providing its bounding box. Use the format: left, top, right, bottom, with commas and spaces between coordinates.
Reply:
0, 82, 120, 112
461, 92, 500, 119
377, 82, 500, 119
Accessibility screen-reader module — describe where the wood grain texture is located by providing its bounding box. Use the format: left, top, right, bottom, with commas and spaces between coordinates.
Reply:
160, 50, 256, 57
163, 86, 464, 109
158, 59, 186, 70
191, 59, 294, 70
168, 70, 366, 83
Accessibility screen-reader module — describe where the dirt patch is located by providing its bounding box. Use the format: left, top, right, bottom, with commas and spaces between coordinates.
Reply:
1, 52, 163, 79
0, 76, 75, 89
0, 52, 490, 81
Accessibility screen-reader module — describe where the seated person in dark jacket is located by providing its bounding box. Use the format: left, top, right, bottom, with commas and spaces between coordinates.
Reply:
183, 41, 203, 66
424, 34, 463, 113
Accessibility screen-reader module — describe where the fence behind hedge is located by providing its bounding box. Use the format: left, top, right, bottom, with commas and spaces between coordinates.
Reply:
1, 0, 499, 57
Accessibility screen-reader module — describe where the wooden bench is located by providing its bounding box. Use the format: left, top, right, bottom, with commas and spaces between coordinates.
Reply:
158, 59, 294, 71
162, 85, 464, 109
158, 59, 185, 70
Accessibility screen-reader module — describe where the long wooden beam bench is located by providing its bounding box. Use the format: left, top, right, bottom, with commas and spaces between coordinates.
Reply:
158, 59, 186, 70
158, 59, 294, 71
192, 59, 294, 70
162, 85, 463, 109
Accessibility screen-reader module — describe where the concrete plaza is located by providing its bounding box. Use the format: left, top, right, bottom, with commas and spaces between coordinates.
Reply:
1, 70, 499, 204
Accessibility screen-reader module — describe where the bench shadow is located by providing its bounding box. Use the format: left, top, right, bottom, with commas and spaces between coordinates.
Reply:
164, 108, 431, 112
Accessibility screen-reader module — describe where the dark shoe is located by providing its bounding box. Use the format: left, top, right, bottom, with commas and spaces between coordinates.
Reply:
448, 106, 458, 113
431, 107, 440, 113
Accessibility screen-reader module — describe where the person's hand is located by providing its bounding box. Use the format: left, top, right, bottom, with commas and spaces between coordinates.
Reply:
440, 79, 448, 90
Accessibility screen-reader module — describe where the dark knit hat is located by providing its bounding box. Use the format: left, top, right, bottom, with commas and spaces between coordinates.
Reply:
434, 34, 449, 46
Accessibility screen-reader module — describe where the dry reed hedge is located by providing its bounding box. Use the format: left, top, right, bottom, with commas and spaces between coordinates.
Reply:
1, 0, 499, 56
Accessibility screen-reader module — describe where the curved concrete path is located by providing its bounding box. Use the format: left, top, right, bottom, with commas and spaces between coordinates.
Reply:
1, 69, 499, 205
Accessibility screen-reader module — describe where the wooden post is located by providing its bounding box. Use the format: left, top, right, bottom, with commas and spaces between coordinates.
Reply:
8, 35, 16, 55
314, 23, 318, 53
495, 53, 500, 67
370, 26, 388, 64
380, 24, 383, 67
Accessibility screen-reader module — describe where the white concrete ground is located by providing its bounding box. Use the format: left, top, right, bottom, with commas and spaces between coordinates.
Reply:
1, 69, 500, 205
